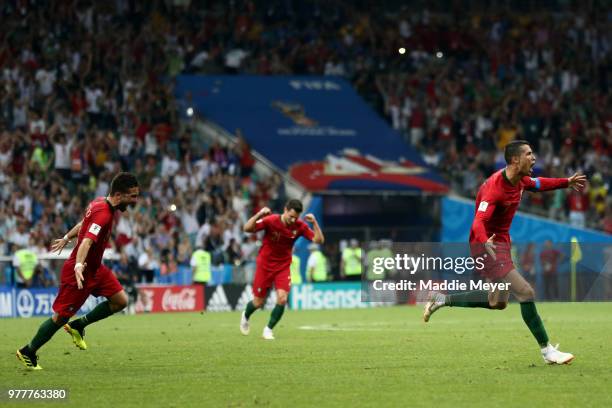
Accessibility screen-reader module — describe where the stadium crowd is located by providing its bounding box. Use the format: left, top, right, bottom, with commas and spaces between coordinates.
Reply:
0, 0, 282, 286
371, 6, 611, 231
0, 1, 610, 287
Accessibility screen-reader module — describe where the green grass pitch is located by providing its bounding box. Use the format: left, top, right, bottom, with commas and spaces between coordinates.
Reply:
2, 303, 611, 407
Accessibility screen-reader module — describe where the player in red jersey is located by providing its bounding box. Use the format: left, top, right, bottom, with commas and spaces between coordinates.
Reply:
423, 140, 586, 364
240, 199, 324, 340
16, 172, 140, 370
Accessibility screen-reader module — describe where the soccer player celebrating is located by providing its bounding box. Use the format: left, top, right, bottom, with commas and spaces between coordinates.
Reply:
423, 141, 586, 365
16, 172, 140, 370
240, 199, 324, 340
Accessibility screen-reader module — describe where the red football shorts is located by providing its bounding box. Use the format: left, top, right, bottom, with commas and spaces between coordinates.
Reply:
252, 268, 290, 298
53, 264, 124, 318
477, 248, 515, 280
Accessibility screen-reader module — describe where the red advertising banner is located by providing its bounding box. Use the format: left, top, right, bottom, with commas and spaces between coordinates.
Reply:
135, 285, 204, 313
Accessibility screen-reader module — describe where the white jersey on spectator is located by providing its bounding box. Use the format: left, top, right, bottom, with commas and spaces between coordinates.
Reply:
53, 140, 73, 170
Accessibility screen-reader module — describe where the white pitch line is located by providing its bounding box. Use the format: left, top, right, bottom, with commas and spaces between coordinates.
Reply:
298, 324, 399, 332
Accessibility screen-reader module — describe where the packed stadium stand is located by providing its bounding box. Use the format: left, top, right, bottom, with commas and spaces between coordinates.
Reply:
0, 0, 610, 291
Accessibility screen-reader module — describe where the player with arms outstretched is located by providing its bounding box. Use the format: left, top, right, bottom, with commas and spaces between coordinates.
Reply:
241, 199, 324, 340
424, 140, 586, 364
16, 172, 140, 370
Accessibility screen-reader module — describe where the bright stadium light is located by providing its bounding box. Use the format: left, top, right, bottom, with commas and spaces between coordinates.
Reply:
398, 47, 406, 55
436, 51, 443, 58
186, 107, 194, 117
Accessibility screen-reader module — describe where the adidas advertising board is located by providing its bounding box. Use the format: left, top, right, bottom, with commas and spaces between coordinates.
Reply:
234, 285, 253, 312
206, 285, 232, 312
204, 284, 281, 312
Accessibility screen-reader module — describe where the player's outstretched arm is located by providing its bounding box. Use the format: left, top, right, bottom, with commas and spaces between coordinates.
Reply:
304, 214, 325, 244
243, 207, 271, 233
523, 173, 586, 192
51, 220, 83, 254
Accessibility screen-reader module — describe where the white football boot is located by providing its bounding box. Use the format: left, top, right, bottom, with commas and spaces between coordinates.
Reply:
541, 343, 574, 365
423, 291, 446, 322
240, 311, 250, 335
262, 326, 275, 340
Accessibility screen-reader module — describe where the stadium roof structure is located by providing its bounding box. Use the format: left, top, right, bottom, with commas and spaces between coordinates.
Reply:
176, 75, 448, 193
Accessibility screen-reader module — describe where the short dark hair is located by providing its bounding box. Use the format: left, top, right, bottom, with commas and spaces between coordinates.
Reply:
110, 172, 139, 195
504, 140, 530, 164
285, 199, 303, 213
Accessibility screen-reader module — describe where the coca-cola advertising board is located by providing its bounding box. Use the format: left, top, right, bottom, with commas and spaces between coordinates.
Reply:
135, 285, 204, 313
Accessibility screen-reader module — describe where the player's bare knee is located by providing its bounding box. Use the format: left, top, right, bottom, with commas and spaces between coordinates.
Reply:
516, 286, 535, 302
52, 314, 69, 325
110, 293, 129, 312
489, 301, 507, 310
252, 297, 264, 308
277, 294, 288, 306
524, 286, 536, 301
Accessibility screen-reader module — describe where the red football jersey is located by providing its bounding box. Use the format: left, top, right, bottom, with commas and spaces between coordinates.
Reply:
255, 214, 315, 274
64, 197, 116, 283
470, 170, 568, 245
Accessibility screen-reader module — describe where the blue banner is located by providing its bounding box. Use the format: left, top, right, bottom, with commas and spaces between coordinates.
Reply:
175, 75, 447, 192
441, 196, 612, 244
0, 286, 105, 318
0, 286, 12, 317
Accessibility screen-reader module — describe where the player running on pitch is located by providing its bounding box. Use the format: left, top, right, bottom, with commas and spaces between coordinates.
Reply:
241, 199, 324, 340
423, 140, 586, 365
16, 172, 140, 370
